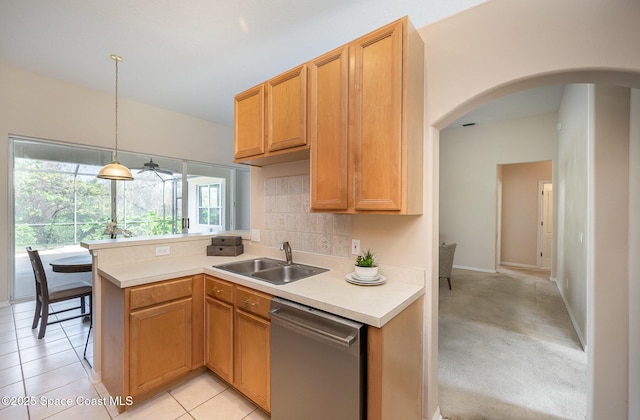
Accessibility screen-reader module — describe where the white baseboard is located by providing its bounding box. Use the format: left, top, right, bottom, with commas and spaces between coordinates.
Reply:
452, 264, 496, 273
500, 261, 539, 269
430, 406, 443, 420
0, 301, 9, 309
555, 281, 587, 350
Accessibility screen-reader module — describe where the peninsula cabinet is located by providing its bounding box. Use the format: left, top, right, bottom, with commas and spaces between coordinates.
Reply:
234, 65, 310, 166
101, 275, 204, 413
310, 16, 424, 214
204, 275, 273, 413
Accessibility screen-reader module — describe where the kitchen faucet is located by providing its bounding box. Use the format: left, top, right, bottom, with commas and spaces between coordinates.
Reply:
281, 241, 293, 264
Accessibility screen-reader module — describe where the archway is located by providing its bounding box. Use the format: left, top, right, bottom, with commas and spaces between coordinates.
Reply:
419, 2, 640, 417
429, 74, 637, 420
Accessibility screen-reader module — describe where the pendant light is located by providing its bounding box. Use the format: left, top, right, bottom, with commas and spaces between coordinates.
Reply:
97, 54, 134, 181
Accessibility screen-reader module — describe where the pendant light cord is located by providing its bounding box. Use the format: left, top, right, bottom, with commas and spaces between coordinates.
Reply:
114, 55, 120, 162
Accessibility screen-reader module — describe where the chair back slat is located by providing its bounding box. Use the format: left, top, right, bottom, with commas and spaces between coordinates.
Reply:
26, 247, 50, 301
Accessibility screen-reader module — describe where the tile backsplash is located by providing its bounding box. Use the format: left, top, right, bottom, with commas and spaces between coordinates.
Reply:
264, 175, 351, 258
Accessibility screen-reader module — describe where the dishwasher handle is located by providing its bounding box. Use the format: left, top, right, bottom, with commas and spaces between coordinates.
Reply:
270, 307, 358, 349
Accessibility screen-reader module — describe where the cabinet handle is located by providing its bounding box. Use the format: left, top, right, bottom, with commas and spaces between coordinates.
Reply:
244, 299, 258, 307
211, 288, 222, 294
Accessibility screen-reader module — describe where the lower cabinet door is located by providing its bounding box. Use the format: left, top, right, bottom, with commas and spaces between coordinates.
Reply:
129, 298, 193, 396
234, 309, 271, 412
205, 296, 234, 383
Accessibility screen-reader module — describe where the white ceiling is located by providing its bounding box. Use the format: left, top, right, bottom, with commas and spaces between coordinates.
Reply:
446, 85, 566, 129
1, 0, 564, 130
0, 0, 488, 127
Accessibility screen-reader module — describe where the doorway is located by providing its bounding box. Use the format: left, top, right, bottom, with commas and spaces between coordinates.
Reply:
497, 161, 553, 271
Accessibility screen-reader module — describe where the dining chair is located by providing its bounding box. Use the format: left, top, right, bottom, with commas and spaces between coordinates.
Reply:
439, 242, 457, 290
26, 247, 93, 339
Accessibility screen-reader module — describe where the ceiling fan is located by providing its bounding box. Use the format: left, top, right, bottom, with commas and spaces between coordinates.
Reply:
137, 158, 175, 179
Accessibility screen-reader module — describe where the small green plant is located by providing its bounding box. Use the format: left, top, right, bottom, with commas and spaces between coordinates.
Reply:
356, 249, 376, 267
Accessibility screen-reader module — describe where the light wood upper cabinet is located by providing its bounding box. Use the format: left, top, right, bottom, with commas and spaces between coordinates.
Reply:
267, 65, 307, 153
234, 84, 265, 159
309, 46, 350, 210
352, 20, 404, 211
234, 66, 310, 166
310, 17, 424, 214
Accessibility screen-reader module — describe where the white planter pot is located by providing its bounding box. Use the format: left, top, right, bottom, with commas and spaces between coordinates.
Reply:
354, 265, 379, 279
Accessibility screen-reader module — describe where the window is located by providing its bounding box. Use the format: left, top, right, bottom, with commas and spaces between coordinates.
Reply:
197, 182, 223, 229
10, 137, 249, 301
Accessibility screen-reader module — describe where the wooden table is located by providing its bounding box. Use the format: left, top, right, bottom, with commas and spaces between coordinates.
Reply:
49, 254, 93, 273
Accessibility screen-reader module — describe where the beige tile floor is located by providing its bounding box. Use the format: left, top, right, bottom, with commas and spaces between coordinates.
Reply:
0, 300, 271, 420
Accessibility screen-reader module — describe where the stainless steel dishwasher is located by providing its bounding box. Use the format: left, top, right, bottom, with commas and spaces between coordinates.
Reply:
269, 297, 366, 420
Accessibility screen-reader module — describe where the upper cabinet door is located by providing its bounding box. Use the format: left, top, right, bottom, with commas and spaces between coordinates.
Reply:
234, 84, 265, 160
352, 20, 404, 211
267, 65, 307, 152
309, 46, 350, 210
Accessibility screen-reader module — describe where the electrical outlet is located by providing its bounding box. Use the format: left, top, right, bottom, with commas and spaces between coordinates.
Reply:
352, 239, 361, 255
251, 229, 261, 242
156, 246, 170, 256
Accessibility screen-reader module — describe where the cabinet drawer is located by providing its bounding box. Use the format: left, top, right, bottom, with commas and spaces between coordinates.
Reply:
205, 276, 234, 304
130, 276, 193, 311
235, 286, 272, 319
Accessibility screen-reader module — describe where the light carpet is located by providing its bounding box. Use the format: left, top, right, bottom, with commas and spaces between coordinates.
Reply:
438, 268, 587, 420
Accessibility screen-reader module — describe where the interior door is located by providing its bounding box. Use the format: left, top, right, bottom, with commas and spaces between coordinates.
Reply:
538, 181, 553, 269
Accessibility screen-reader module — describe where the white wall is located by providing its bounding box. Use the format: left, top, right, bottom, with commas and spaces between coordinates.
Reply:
439, 112, 557, 272
589, 85, 630, 418
0, 64, 234, 304
556, 84, 590, 347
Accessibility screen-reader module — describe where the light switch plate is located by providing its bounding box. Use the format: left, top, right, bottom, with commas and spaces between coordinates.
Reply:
156, 246, 170, 256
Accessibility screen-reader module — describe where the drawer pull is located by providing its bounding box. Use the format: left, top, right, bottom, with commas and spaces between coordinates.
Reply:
244, 299, 258, 307
211, 288, 223, 294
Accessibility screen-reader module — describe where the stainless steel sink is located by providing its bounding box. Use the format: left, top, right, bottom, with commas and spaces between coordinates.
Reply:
214, 258, 328, 285
251, 264, 328, 285
215, 258, 285, 275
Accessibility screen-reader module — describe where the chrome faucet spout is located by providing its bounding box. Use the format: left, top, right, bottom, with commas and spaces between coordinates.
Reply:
281, 241, 293, 265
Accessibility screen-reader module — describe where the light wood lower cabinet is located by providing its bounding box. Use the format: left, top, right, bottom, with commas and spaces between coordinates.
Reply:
205, 297, 234, 383
234, 308, 270, 411
103, 272, 421, 418
204, 276, 272, 413
368, 296, 424, 420
101, 275, 204, 412
129, 298, 192, 396
205, 277, 234, 383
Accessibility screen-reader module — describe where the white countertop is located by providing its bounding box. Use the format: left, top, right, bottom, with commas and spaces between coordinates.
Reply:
97, 253, 424, 328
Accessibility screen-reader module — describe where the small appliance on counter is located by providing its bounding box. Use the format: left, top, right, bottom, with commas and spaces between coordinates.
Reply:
207, 235, 243, 256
